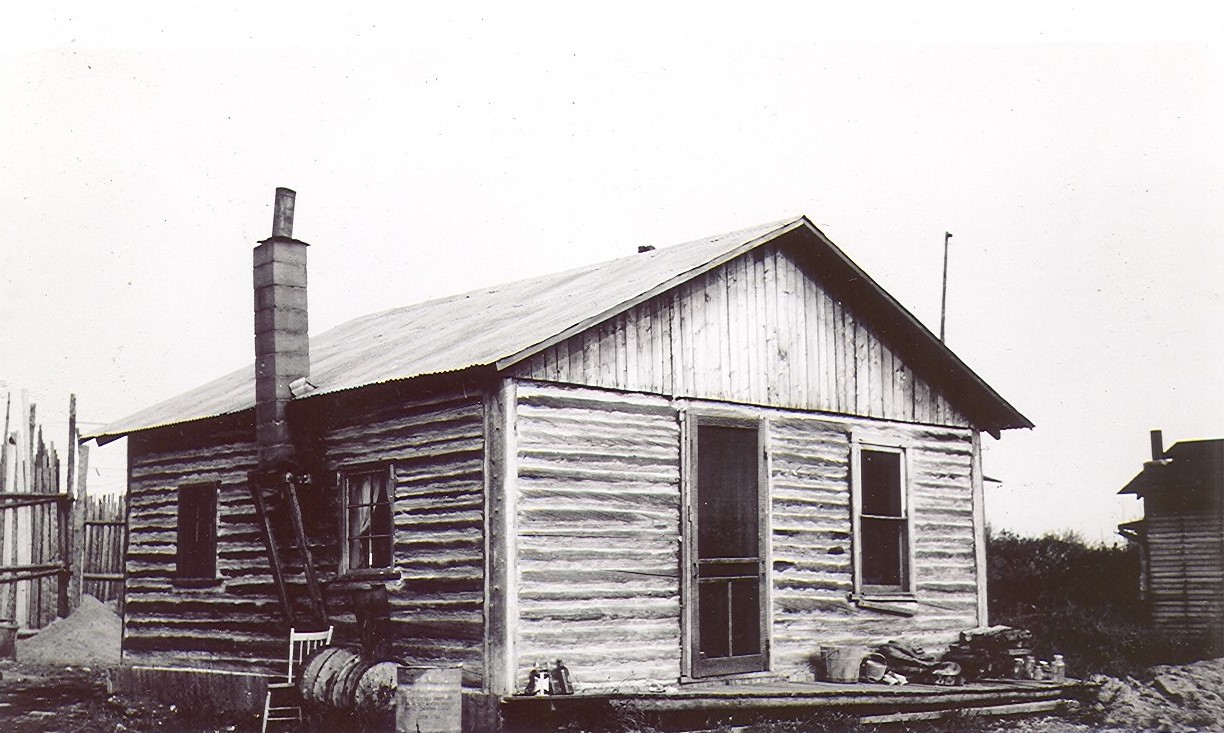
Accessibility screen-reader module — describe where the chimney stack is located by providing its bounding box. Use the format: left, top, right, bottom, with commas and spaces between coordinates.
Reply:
254, 187, 309, 468
1150, 429, 1164, 461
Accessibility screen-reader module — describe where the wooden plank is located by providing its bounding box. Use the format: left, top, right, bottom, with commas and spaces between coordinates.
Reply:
485, 378, 518, 695
736, 252, 753, 403
725, 257, 742, 399
674, 289, 690, 396
881, 345, 895, 418
832, 299, 847, 414
780, 250, 797, 406
715, 266, 732, 398
75, 452, 91, 606
0, 392, 10, 492
66, 394, 81, 614
860, 699, 1063, 724
813, 278, 827, 411
786, 253, 807, 408
580, 330, 595, 384
699, 272, 719, 398
749, 251, 765, 404
661, 294, 675, 396
764, 248, 782, 404
854, 321, 869, 415
971, 431, 988, 626
598, 322, 616, 388
555, 339, 570, 383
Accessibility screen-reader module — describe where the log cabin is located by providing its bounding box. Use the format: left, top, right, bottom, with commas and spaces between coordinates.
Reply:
1119, 431, 1224, 655
85, 189, 1032, 707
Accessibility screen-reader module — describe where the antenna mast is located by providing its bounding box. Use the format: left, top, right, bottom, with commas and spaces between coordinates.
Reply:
940, 232, 952, 342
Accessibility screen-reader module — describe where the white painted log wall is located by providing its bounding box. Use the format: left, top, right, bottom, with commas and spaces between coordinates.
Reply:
513, 382, 682, 693
510, 381, 981, 690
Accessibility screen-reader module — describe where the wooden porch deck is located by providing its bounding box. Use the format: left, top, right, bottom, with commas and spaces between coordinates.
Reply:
501, 678, 1083, 731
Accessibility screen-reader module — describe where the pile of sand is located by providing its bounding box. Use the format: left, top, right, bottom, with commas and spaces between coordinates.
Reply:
15, 595, 121, 666
1089, 657, 1224, 732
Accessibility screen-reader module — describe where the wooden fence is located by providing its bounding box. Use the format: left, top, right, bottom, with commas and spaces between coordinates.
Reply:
81, 493, 126, 607
0, 391, 127, 629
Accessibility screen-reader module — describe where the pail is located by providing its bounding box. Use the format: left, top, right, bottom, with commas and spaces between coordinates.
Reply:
821, 645, 868, 683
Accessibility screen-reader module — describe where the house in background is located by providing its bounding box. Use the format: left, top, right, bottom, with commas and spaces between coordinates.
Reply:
85, 190, 1031, 709
1119, 431, 1224, 654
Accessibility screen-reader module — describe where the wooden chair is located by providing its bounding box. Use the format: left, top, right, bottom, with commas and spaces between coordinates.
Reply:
261, 626, 334, 733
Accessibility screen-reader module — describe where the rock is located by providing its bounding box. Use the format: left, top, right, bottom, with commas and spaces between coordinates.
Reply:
1154, 672, 1195, 702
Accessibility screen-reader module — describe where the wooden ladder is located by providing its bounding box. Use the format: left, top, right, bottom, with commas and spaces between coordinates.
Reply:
248, 471, 327, 627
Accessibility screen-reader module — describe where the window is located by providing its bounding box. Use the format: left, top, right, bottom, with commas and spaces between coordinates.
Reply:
340, 465, 395, 574
177, 482, 218, 579
853, 445, 911, 594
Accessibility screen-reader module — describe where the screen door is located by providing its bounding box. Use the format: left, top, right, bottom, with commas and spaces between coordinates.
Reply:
691, 423, 766, 677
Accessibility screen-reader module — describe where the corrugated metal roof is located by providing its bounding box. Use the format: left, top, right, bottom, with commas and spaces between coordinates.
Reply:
87, 217, 801, 442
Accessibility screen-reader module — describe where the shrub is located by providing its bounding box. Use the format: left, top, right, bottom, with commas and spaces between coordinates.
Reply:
987, 529, 1202, 677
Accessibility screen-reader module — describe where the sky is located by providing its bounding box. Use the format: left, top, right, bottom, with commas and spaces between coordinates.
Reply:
2, 4, 1222, 544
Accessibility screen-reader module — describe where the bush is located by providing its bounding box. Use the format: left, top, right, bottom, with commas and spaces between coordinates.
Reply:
987, 529, 1202, 677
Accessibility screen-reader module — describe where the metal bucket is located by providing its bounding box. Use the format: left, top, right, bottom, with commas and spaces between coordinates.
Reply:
299, 645, 398, 728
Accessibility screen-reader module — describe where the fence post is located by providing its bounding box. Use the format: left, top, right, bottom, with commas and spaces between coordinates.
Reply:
62, 395, 77, 618
74, 444, 89, 608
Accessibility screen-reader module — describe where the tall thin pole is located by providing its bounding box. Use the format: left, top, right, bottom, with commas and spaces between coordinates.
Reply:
940, 232, 952, 342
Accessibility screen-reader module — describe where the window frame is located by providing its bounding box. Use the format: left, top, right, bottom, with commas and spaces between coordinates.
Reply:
850, 437, 915, 598
176, 480, 219, 582
337, 462, 398, 578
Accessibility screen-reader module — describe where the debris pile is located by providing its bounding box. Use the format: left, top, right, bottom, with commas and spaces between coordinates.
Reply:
944, 625, 1035, 680
15, 595, 121, 666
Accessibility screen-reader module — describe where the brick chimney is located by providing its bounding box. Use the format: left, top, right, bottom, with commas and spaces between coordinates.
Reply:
253, 187, 309, 468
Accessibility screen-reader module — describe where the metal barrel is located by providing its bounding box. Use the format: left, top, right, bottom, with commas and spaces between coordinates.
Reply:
298, 645, 398, 729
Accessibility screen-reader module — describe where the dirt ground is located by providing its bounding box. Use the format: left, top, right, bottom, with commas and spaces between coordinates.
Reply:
3, 660, 1224, 732
2, 598, 1222, 732
0, 661, 255, 733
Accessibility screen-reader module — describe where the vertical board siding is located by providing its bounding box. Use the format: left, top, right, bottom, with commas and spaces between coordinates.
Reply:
320, 390, 486, 686
123, 389, 486, 678
513, 382, 682, 693
512, 245, 969, 428
768, 415, 979, 681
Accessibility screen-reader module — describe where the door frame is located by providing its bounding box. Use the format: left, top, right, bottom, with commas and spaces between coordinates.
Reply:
680, 407, 771, 679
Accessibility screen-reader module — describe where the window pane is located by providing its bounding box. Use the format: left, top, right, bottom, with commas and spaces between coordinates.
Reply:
697, 426, 759, 559
346, 469, 393, 570
371, 474, 393, 567
861, 517, 906, 587
861, 450, 902, 517
348, 473, 373, 568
